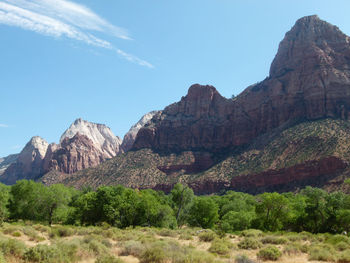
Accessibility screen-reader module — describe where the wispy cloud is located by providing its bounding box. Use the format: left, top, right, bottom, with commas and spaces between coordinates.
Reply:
0, 0, 153, 67
0, 124, 8, 128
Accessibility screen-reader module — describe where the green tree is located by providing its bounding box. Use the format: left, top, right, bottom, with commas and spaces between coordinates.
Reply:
255, 192, 289, 231
221, 211, 254, 232
0, 183, 10, 225
188, 196, 219, 229
170, 183, 194, 226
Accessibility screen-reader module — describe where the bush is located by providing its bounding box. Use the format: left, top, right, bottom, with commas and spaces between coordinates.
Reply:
23, 245, 59, 263
335, 241, 349, 251
308, 244, 336, 262
95, 255, 125, 263
237, 238, 262, 250
338, 249, 350, 263
179, 233, 193, 240
257, 246, 282, 261
326, 235, 350, 245
158, 229, 177, 237
50, 226, 75, 238
198, 231, 216, 242
283, 242, 306, 255
120, 240, 145, 257
0, 252, 5, 263
235, 254, 257, 263
12, 231, 21, 237
0, 238, 26, 257
140, 246, 166, 263
260, 236, 287, 244
208, 238, 233, 256
240, 229, 263, 238
185, 250, 215, 263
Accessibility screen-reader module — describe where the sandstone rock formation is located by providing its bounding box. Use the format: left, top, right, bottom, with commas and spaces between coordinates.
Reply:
133, 15, 350, 153
0, 154, 18, 176
121, 111, 159, 152
1, 119, 122, 184
60, 118, 122, 158
1, 136, 48, 184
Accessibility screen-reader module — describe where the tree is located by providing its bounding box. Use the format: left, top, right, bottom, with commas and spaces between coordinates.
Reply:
221, 211, 254, 232
0, 183, 10, 225
188, 196, 219, 229
301, 187, 329, 233
170, 183, 194, 226
255, 192, 289, 231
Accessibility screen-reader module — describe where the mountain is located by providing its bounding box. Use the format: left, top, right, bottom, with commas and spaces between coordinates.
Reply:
1, 119, 122, 184
43, 15, 350, 193
0, 154, 19, 176
60, 118, 122, 158
0, 136, 48, 184
121, 111, 159, 152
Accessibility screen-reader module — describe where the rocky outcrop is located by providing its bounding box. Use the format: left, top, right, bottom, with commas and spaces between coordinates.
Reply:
0, 136, 48, 184
44, 133, 104, 174
0, 154, 19, 176
133, 15, 350, 153
121, 111, 159, 152
61, 118, 122, 157
1, 119, 122, 184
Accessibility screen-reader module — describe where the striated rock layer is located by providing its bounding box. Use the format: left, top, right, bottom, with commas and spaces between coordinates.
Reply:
133, 15, 350, 153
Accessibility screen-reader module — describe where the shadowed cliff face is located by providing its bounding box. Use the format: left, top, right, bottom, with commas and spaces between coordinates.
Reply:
133, 15, 350, 153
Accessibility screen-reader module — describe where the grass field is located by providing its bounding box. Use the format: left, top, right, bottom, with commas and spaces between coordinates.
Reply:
0, 222, 349, 263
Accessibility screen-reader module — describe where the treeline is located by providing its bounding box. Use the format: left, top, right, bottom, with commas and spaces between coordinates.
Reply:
0, 180, 350, 234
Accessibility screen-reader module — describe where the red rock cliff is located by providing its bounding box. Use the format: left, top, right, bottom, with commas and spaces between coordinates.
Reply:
133, 15, 350, 153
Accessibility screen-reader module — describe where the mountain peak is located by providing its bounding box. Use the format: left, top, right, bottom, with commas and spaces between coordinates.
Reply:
60, 119, 122, 158
269, 15, 350, 77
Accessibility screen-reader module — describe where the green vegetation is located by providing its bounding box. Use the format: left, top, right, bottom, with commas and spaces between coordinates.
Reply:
0, 180, 350, 261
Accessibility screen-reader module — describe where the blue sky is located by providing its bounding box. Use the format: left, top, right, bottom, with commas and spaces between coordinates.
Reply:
1, 0, 350, 157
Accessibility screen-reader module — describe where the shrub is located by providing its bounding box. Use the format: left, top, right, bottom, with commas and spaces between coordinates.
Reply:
23, 226, 45, 242
338, 249, 350, 263
335, 241, 349, 251
0, 238, 26, 257
140, 246, 166, 263
23, 245, 59, 263
260, 236, 287, 245
257, 246, 282, 261
158, 229, 177, 237
198, 231, 216, 242
179, 233, 193, 240
240, 229, 263, 238
50, 226, 75, 238
308, 244, 336, 262
235, 254, 257, 263
208, 238, 233, 256
326, 235, 350, 245
95, 255, 125, 263
283, 242, 305, 255
120, 240, 145, 257
12, 231, 21, 237
185, 250, 215, 263
0, 252, 5, 263
237, 238, 262, 250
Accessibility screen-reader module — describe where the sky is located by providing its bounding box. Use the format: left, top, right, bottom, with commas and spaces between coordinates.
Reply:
1, 0, 350, 157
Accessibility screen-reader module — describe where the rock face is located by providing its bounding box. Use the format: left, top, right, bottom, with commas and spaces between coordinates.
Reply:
1, 119, 122, 184
121, 111, 159, 152
0, 154, 19, 176
133, 15, 350, 153
60, 118, 122, 158
1, 137, 49, 184
44, 133, 104, 174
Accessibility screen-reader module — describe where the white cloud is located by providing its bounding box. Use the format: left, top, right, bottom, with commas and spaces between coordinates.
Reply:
117, 49, 154, 69
0, 0, 153, 67
0, 124, 8, 128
